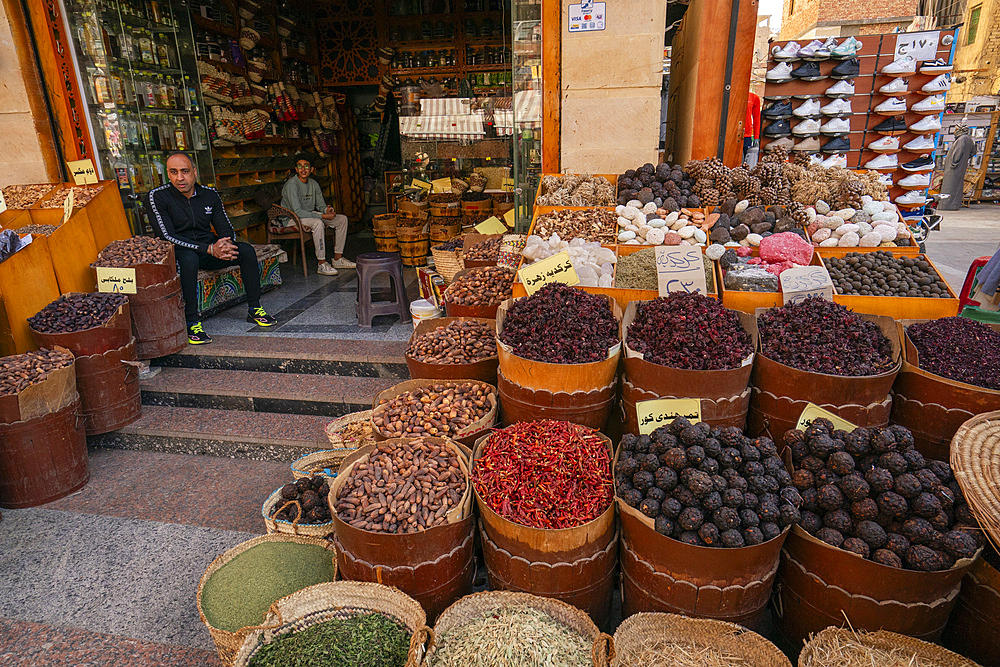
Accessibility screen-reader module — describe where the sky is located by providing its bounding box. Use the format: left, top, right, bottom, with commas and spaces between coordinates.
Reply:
758, 0, 784, 33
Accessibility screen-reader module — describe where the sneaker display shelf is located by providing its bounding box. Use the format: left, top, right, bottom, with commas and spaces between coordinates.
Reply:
762, 29, 958, 208
0, 181, 132, 354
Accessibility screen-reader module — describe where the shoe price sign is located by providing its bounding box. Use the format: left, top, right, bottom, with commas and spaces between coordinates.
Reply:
895, 31, 939, 62
568, 1, 605, 32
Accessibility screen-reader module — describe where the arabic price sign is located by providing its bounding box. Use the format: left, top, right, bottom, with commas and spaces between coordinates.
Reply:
502, 177, 515, 191
410, 178, 432, 190
654, 245, 708, 297
795, 403, 857, 432
503, 208, 516, 226
895, 31, 940, 62
66, 159, 99, 185
517, 250, 579, 296
96, 267, 138, 294
636, 398, 702, 435
475, 216, 507, 234
780, 266, 834, 304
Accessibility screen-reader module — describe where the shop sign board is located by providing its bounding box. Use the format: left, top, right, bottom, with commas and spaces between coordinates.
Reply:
96, 267, 137, 294
654, 246, 708, 297
475, 216, 507, 234
568, 1, 605, 32
66, 159, 98, 185
895, 31, 939, 62
780, 266, 834, 304
518, 250, 579, 295
795, 403, 857, 432
636, 398, 702, 435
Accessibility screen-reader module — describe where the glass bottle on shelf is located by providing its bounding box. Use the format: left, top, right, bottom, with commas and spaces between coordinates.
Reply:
191, 118, 208, 150
93, 70, 113, 103
174, 118, 189, 150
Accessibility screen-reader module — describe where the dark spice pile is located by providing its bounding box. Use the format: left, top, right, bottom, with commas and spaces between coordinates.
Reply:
28, 292, 128, 333
16, 224, 58, 236
758, 297, 895, 376
788, 419, 981, 571
407, 319, 496, 364
473, 420, 613, 529
907, 317, 1000, 390
499, 284, 618, 363
0, 348, 74, 396
271, 475, 331, 525
95, 236, 172, 267
825, 252, 951, 298
627, 293, 751, 370
461, 191, 491, 202
434, 236, 464, 252
246, 612, 411, 667
617, 418, 800, 547
463, 237, 502, 261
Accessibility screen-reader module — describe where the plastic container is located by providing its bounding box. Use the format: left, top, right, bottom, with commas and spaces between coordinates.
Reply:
409, 298, 441, 325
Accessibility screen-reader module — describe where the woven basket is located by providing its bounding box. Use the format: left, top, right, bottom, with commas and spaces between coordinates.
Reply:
321, 409, 376, 450
431, 247, 464, 283
197, 533, 337, 666
950, 409, 1000, 547
799, 627, 978, 667
261, 478, 336, 538
234, 581, 430, 667
429, 590, 609, 667
371, 379, 498, 446
239, 27, 260, 50
611, 613, 790, 667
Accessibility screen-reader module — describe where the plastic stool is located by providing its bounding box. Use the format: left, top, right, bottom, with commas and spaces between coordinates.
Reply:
959, 256, 993, 309
355, 251, 411, 328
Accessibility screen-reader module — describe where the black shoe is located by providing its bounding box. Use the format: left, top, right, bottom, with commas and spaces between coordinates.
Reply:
763, 100, 793, 120
187, 322, 212, 345
872, 115, 906, 135
791, 62, 824, 81
821, 135, 852, 153
247, 307, 278, 327
762, 119, 792, 138
831, 58, 860, 79
902, 155, 935, 172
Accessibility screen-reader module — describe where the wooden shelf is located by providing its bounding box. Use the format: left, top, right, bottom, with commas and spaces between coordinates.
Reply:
199, 57, 246, 75
192, 14, 239, 38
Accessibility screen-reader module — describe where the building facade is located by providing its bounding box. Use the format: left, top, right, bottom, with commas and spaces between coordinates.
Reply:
950, 0, 1000, 100
780, 0, 919, 40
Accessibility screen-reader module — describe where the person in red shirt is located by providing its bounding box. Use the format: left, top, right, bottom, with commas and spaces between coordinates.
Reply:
745, 91, 761, 157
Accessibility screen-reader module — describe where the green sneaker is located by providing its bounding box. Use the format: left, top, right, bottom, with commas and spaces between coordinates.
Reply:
187, 322, 212, 345
247, 307, 277, 327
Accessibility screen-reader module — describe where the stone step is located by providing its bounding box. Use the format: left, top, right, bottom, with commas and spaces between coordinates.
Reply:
153, 334, 410, 378
141, 367, 396, 417
89, 405, 334, 462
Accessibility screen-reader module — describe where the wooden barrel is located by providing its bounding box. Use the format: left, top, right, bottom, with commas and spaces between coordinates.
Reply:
443, 300, 502, 319
129, 276, 187, 359
329, 439, 475, 622
429, 198, 462, 218
29, 296, 133, 356
405, 316, 498, 385
429, 222, 461, 244
941, 549, 1000, 666
397, 199, 429, 218
492, 193, 515, 217
460, 197, 493, 217
372, 213, 396, 232
74, 339, 141, 435
497, 371, 616, 431
621, 379, 751, 436
396, 225, 429, 267
774, 526, 977, 649
373, 214, 399, 252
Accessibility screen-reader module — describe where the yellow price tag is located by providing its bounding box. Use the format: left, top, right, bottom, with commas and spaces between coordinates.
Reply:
502, 177, 515, 192
95, 267, 138, 294
503, 208, 516, 226
795, 403, 857, 432
431, 177, 451, 193
67, 159, 99, 185
475, 216, 507, 234
411, 178, 431, 190
62, 188, 75, 225
517, 250, 579, 296
531, 65, 541, 78
636, 399, 702, 435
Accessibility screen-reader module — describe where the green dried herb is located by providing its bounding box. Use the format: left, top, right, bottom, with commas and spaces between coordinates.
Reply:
247, 612, 411, 667
614, 248, 714, 292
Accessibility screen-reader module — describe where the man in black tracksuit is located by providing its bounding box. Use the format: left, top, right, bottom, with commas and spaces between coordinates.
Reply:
147, 152, 276, 344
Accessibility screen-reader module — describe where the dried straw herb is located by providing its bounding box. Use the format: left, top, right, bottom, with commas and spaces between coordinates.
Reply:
430, 605, 592, 667
247, 612, 410, 667
616, 639, 750, 666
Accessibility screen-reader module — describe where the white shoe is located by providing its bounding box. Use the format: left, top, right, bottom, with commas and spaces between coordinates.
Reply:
874, 97, 908, 114
767, 62, 794, 82
317, 261, 339, 276
792, 119, 821, 136
920, 58, 953, 74
824, 80, 855, 97
921, 74, 951, 93
765, 137, 795, 150
820, 117, 850, 134
896, 191, 928, 206
882, 55, 916, 76
330, 256, 357, 269
909, 115, 941, 132
903, 135, 935, 152
878, 173, 894, 187
809, 154, 824, 166
794, 99, 822, 117
772, 41, 803, 61
868, 136, 900, 152
798, 39, 832, 60
820, 154, 848, 168
820, 99, 852, 116
912, 94, 945, 114
878, 78, 909, 95
865, 154, 898, 170
793, 136, 820, 152
898, 173, 931, 189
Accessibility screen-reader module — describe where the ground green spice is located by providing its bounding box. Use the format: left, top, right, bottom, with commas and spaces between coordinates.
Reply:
201, 542, 336, 633
247, 612, 411, 667
430, 605, 592, 667
614, 249, 715, 293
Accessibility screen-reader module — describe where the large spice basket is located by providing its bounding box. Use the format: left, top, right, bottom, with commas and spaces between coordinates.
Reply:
369, 378, 497, 447
799, 627, 978, 667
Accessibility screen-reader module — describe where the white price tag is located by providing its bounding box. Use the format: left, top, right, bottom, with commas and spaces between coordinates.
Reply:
655, 246, 708, 296
780, 266, 834, 304
895, 31, 940, 62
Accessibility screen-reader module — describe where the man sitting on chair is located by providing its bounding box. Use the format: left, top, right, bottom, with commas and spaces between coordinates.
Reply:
280, 154, 354, 276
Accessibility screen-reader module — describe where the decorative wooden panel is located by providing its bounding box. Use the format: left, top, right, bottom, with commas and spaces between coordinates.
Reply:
316, 2, 381, 86
335, 106, 366, 221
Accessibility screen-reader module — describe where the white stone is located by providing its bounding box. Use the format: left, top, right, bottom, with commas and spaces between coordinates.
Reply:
811, 227, 832, 242
670, 219, 687, 231
806, 208, 817, 223
678, 225, 697, 239
747, 233, 763, 246
693, 229, 708, 244
838, 232, 860, 247
645, 228, 666, 245
735, 199, 750, 213
625, 239, 641, 245
648, 218, 666, 228
861, 195, 874, 205
724, 241, 741, 247
863, 202, 882, 217
859, 232, 881, 247
577, 265, 599, 286
834, 208, 857, 220
706, 244, 727, 260
627, 200, 642, 209
618, 230, 636, 242
873, 224, 897, 242
664, 211, 680, 225
598, 273, 613, 288
815, 199, 831, 215
642, 201, 658, 215
819, 238, 840, 247
834, 223, 861, 237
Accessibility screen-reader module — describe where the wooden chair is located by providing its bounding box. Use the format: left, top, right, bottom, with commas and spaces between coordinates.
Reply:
266, 204, 313, 276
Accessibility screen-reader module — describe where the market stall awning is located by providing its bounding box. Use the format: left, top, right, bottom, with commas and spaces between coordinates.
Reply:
399, 114, 486, 139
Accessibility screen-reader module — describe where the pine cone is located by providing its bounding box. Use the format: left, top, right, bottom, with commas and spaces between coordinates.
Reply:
701, 188, 721, 206
759, 185, 779, 206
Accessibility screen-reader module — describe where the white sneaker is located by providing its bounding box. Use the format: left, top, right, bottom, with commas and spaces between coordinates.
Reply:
792, 118, 821, 136
920, 58, 953, 74
772, 41, 803, 61
820, 117, 850, 134
793, 136, 820, 151
878, 78, 909, 95
868, 136, 900, 152
317, 261, 339, 276
896, 191, 928, 206
809, 154, 824, 166
912, 94, 945, 114
909, 115, 941, 132
865, 154, 898, 170
820, 154, 848, 168
824, 80, 855, 97
794, 99, 822, 117
767, 62, 794, 82
882, 55, 916, 76
831, 36, 862, 59
820, 99, 852, 116
765, 137, 795, 150
921, 74, 951, 93
877, 173, 894, 187
898, 172, 931, 189
330, 256, 357, 269
798, 39, 832, 60
903, 135, 935, 152
874, 97, 908, 114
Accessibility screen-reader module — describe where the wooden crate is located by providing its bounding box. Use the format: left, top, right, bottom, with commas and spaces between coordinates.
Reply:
533, 173, 619, 207
824, 254, 960, 320
0, 236, 61, 353
719, 254, 825, 314
26, 207, 98, 295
